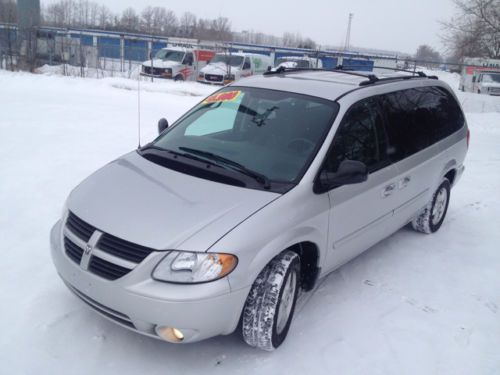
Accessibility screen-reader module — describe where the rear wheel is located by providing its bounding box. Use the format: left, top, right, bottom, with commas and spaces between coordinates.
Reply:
241, 251, 300, 351
411, 179, 451, 234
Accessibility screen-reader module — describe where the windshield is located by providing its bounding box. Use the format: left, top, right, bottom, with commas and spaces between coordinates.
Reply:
210, 54, 244, 67
276, 58, 311, 68
155, 49, 185, 62
146, 87, 338, 187
482, 73, 500, 83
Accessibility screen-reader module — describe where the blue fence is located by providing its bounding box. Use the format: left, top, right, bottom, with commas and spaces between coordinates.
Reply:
343, 58, 374, 71
124, 39, 147, 61
98, 36, 120, 59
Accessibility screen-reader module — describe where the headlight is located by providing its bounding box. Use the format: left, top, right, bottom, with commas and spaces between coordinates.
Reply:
224, 74, 235, 81
198, 72, 204, 79
152, 251, 238, 283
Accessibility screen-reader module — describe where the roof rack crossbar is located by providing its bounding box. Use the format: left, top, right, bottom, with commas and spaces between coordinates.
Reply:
263, 66, 374, 79
339, 65, 428, 77
262, 65, 438, 87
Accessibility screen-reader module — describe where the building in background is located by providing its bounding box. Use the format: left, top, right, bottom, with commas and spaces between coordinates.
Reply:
16, 0, 40, 70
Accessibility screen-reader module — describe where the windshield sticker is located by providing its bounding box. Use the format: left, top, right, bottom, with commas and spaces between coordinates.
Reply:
203, 90, 241, 104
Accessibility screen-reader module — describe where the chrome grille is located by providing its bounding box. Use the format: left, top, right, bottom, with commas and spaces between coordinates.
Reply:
205, 74, 223, 82
63, 212, 156, 281
64, 236, 84, 264
88, 256, 131, 280
66, 212, 95, 242
98, 233, 155, 263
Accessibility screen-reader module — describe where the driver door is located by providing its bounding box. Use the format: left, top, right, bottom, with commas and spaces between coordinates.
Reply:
324, 97, 400, 270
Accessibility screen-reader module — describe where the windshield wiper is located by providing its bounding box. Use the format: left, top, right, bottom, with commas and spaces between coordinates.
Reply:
141, 145, 222, 168
179, 147, 271, 189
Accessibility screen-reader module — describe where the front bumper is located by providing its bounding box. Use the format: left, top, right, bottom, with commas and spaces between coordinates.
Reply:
140, 72, 172, 79
196, 78, 225, 86
50, 220, 249, 343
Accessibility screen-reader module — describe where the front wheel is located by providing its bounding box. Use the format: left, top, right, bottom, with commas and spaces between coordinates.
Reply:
174, 74, 184, 82
412, 179, 451, 234
241, 251, 300, 351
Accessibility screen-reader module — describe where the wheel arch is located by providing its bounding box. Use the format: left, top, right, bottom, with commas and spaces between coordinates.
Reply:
286, 241, 321, 291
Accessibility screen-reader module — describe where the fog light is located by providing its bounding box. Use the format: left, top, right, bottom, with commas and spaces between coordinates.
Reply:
155, 326, 184, 343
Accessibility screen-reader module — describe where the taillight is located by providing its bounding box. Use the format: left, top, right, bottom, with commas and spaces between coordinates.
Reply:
467, 129, 470, 148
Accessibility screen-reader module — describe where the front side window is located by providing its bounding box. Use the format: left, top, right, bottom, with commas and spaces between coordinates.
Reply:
482, 73, 500, 83
143, 87, 338, 188
322, 98, 389, 175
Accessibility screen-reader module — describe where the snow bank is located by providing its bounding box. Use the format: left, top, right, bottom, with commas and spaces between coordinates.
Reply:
0, 69, 499, 374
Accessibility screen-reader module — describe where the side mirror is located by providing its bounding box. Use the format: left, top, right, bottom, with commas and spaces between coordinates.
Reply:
158, 118, 169, 134
314, 160, 368, 193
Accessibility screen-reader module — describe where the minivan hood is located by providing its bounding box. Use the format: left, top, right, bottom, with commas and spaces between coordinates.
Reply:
68, 151, 279, 251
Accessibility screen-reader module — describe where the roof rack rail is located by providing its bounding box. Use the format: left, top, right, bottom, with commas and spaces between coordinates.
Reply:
339, 65, 428, 76
337, 65, 439, 86
262, 65, 439, 87
264, 66, 376, 80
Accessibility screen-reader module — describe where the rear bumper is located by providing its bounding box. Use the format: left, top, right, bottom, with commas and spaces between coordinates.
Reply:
454, 165, 465, 187
50, 220, 249, 343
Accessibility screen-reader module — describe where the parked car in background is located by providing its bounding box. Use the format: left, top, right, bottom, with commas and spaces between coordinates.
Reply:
197, 52, 273, 85
459, 57, 500, 95
274, 55, 323, 69
141, 46, 215, 81
51, 68, 468, 351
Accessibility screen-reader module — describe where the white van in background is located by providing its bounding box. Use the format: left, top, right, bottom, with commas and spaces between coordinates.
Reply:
275, 55, 323, 69
197, 52, 273, 85
459, 57, 500, 95
141, 47, 215, 81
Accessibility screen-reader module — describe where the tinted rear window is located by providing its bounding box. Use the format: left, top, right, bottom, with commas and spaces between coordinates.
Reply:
379, 86, 465, 162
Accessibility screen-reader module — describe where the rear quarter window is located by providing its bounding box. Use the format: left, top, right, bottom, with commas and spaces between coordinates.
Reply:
379, 86, 465, 162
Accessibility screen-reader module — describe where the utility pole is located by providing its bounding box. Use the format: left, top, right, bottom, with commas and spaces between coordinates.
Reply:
344, 13, 353, 51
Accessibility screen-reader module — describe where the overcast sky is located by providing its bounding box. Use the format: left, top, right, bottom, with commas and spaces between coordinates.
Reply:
43, 0, 457, 54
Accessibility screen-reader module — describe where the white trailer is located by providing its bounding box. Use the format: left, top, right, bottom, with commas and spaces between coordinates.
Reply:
197, 52, 273, 85
140, 46, 215, 81
459, 57, 500, 95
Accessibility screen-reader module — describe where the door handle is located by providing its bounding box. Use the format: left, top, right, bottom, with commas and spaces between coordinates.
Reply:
399, 176, 411, 189
382, 183, 396, 197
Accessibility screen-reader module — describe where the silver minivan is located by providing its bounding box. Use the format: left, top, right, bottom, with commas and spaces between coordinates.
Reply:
50, 68, 469, 351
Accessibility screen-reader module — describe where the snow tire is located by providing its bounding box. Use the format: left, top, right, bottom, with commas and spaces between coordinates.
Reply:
411, 178, 451, 234
241, 251, 300, 351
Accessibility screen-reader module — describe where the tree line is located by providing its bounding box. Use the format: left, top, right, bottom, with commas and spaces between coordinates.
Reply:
442, 0, 500, 60
0, 0, 317, 48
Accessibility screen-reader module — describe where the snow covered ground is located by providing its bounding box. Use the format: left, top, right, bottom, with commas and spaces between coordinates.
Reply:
0, 69, 499, 374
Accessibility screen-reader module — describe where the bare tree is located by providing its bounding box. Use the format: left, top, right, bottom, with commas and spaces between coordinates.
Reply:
415, 44, 442, 63
211, 17, 232, 41
179, 12, 197, 38
141, 6, 154, 34
441, 0, 500, 59
0, 0, 17, 23
97, 5, 112, 29
120, 7, 140, 32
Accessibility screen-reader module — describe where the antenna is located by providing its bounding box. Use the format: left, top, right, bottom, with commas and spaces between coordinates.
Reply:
137, 75, 141, 149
